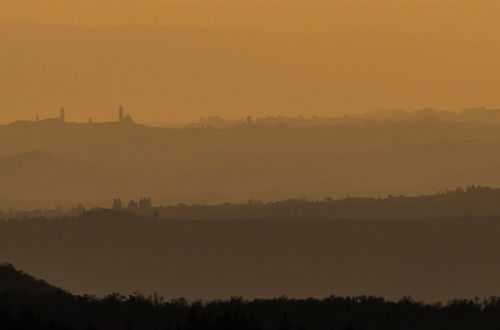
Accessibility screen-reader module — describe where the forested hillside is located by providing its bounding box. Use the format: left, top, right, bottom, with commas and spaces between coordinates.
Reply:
2, 264, 500, 330
2, 211, 500, 301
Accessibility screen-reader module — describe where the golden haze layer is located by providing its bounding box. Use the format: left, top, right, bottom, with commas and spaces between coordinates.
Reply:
1, 1, 500, 123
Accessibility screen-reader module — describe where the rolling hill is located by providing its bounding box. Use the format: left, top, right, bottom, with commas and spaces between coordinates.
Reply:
0, 263, 64, 295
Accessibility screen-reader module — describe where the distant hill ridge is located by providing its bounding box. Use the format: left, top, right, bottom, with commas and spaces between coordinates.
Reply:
189, 108, 500, 128
4, 111, 500, 207
115, 185, 500, 220
6, 107, 500, 128
4, 184, 500, 220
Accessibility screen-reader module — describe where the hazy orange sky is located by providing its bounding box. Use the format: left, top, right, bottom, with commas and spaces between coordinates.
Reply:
2, 0, 500, 34
1, 0, 500, 124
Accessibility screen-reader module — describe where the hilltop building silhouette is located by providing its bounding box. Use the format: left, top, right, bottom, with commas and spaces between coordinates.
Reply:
59, 108, 65, 122
119, 106, 123, 122
34, 108, 67, 124
33, 107, 135, 124
118, 105, 134, 124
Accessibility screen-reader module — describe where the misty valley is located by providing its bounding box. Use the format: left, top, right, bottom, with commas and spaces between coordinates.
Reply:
3, 107, 500, 209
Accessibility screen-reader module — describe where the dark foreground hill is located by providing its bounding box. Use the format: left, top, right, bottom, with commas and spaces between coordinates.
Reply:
2, 264, 500, 330
2, 210, 500, 302
0, 263, 64, 295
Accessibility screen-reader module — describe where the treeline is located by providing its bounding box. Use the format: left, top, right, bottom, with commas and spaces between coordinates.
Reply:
2, 263, 500, 330
125, 185, 500, 220
0, 205, 82, 221
4, 185, 500, 221
0, 207, 65, 221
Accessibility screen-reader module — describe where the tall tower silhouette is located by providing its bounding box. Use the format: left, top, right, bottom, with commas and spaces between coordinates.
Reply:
119, 105, 124, 123
60, 108, 65, 122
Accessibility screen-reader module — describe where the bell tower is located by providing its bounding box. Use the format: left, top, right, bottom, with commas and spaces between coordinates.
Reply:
119, 105, 124, 123
60, 108, 65, 122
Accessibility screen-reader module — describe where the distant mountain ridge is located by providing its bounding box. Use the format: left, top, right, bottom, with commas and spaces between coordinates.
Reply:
7, 107, 500, 128
188, 108, 500, 128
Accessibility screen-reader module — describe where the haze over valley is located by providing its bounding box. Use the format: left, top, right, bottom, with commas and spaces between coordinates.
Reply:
3, 108, 500, 209
3, 4, 500, 328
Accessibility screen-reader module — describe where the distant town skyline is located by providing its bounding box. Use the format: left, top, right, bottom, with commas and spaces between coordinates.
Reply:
2, 14, 500, 125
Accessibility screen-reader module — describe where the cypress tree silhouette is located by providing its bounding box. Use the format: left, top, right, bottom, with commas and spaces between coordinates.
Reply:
279, 313, 292, 330
184, 307, 200, 330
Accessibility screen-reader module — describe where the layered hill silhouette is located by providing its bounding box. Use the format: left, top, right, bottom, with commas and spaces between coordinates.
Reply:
3, 117, 500, 208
